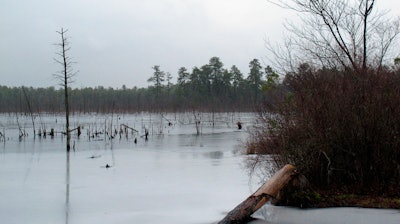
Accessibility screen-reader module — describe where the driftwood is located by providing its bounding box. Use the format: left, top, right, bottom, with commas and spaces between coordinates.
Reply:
218, 164, 297, 224
59, 126, 81, 136
120, 124, 139, 133
69, 126, 81, 136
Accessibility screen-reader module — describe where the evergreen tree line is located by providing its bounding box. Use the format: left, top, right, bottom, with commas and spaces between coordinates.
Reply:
0, 57, 276, 113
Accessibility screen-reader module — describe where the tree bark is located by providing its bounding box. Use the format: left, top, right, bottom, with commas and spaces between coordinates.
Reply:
218, 164, 297, 224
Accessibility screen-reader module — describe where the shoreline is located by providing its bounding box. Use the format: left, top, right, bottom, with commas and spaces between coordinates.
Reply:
316, 193, 400, 209
271, 173, 400, 210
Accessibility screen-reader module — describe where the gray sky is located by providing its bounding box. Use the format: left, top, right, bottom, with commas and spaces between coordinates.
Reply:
1, 0, 399, 88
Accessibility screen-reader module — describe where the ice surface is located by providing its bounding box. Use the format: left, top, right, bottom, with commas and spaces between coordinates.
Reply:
1, 113, 399, 224
258, 204, 400, 224
0, 113, 254, 224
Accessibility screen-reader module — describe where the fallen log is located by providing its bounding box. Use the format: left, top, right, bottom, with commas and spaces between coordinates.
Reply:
218, 164, 297, 224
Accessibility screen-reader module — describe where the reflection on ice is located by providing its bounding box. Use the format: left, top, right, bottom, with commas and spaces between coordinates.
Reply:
66, 151, 70, 224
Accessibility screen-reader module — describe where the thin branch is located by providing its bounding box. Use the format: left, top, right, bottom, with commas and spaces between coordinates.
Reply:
264, 0, 399, 73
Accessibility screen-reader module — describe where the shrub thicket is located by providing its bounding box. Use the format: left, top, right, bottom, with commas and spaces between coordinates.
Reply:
247, 66, 400, 196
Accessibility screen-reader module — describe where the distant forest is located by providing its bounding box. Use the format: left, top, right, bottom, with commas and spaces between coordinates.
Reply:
0, 57, 276, 113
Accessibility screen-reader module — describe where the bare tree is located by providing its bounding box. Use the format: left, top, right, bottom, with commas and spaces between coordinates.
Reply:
266, 0, 400, 74
54, 28, 76, 151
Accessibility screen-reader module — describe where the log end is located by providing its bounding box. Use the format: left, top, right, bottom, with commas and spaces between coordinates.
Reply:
218, 164, 298, 224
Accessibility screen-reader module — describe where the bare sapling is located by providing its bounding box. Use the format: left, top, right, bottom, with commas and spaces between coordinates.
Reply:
21, 87, 36, 137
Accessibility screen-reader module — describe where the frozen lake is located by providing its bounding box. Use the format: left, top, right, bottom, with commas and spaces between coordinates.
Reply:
1, 113, 399, 224
0, 113, 258, 224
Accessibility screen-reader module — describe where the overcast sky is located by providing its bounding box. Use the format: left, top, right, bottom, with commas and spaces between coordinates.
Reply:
1, 0, 399, 89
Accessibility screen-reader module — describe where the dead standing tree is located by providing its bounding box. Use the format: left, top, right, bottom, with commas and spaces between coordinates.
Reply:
54, 28, 76, 152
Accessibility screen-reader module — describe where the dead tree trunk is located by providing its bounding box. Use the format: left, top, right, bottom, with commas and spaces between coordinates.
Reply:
218, 164, 297, 224
62, 30, 71, 152
54, 28, 76, 152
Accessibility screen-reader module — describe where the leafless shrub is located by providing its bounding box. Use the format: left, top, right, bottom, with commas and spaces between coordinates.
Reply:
247, 67, 400, 196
